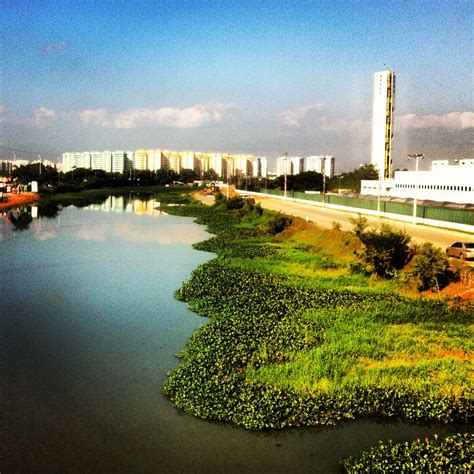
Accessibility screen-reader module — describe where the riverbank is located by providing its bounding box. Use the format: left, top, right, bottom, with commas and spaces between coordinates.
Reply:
162, 194, 471, 468
0, 192, 39, 211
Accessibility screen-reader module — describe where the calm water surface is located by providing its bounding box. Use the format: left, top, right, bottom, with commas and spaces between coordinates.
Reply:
0, 197, 463, 473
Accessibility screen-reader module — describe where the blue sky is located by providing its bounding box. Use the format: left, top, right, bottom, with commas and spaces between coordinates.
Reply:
1, 0, 472, 171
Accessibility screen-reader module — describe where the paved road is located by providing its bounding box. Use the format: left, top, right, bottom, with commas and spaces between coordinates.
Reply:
193, 191, 473, 264
253, 195, 474, 250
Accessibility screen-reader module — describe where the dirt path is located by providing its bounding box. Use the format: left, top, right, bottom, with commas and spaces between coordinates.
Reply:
0, 193, 39, 211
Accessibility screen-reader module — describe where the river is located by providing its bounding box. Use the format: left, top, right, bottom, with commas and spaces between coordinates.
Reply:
0, 195, 462, 473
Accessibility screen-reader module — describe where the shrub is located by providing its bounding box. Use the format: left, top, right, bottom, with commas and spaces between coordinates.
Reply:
410, 242, 459, 292
355, 224, 411, 278
349, 214, 369, 236
267, 213, 293, 234
225, 195, 245, 210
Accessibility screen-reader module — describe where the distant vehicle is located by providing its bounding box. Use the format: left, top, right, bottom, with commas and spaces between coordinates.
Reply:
445, 242, 474, 260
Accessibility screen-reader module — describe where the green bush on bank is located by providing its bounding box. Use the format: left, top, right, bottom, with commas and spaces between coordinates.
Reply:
342, 432, 473, 472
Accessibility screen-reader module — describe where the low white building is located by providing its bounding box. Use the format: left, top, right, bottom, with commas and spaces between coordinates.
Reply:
361, 160, 474, 205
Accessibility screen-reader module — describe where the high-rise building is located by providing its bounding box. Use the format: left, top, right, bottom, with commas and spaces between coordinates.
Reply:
195, 153, 209, 177
111, 151, 125, 174
371, 70, 395, 179
90, 151, 104, 170
134, 150, 148, 170
180, 151, 195, 171
252, 157, 268, 178
208, 153, 225, 177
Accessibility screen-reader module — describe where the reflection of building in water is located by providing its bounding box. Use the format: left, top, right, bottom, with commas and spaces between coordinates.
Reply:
132, 198, 162, 216
86, 196, 164, 216
110, 195, 124, 212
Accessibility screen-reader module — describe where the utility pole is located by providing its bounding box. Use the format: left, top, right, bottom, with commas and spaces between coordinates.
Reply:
322, 158, 326, 207
284, 152, 288, 200
408, 153, 425, 225
38, 155, 42, 175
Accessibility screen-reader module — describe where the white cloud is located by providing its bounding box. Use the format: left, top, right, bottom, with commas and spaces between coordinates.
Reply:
25, 107, 56, 128
279, 103, 327, 128
77, 103, 234, 129
78, 108, 111, 126
319, 116, 370, 133
397, 111, 474, 130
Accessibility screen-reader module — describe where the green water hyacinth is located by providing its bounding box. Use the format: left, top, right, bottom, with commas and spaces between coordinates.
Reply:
342, 433, 473, 472
163, 198, 472, 435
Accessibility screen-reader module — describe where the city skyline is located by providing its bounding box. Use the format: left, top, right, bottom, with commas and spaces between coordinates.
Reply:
1, 0, 472, 172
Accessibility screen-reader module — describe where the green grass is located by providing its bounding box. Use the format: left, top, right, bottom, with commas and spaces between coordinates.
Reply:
247, 305, 473, 398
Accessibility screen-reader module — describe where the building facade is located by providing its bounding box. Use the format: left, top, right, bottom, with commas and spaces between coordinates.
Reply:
361, 159, 474, 205
304, 155, 335, 177
371, 70, 395, 179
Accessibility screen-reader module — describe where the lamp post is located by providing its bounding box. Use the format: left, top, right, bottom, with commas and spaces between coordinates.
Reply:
408, 153, 425, 225
377, 172, 382, 217
322, 158, 326, 207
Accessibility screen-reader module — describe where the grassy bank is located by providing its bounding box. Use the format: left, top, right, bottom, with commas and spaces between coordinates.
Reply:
162, 197, 472, 433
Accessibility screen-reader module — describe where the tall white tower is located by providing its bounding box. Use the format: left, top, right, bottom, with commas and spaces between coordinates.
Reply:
371, 70, 395, 179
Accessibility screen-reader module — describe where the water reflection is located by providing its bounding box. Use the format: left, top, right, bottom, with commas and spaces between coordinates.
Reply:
86, 195, 166, 216
1, 207, 33, 231
0, 195, 171, 242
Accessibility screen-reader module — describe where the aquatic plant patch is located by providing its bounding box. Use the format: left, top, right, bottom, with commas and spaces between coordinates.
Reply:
342, 432, 473, 473
163, 197, 472, 436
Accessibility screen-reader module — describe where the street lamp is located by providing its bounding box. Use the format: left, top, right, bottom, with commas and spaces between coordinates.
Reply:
407, 153, 425, 225
322, 158, 326, 207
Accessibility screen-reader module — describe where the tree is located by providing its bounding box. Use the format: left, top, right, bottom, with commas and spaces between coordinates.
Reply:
12, 164, 58, 186
270, 171, 323, 192
332, 164, 379, 193
354, 223, 412, 278
410, 243, 458, 292
179, 168, 197, 183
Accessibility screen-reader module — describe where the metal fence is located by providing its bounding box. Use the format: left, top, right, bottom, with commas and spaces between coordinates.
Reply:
250, 188, 473, 226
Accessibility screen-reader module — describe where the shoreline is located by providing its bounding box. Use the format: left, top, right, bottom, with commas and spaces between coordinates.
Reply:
0, 192, 39, 211
164, 197, 472, 428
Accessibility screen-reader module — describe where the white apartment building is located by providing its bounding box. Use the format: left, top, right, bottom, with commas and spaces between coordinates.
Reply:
180, 151, 195, 171
195, 153, 209, 177
304, 155, 335, 178
111, 151, 126, 174
62, 153, 75, 172
233, 154, 253, 177
276, 156, 303, 176
148, 150, 162, 171
134, 150, 148, 170
161, 150, 181, 173
252, 157, 268, 178
208, 153, 225, 177
371, 70, 395, 179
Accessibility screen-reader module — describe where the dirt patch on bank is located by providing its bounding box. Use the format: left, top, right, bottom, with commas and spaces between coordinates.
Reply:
0, 193, 39, 211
